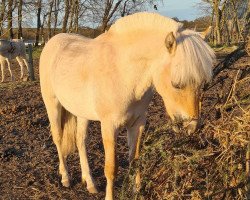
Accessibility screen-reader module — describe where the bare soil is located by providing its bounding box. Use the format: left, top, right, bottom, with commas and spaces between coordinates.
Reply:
0, 51, 249, 200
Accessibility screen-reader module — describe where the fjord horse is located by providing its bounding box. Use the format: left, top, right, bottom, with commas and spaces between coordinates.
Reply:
40, 12, 215, 200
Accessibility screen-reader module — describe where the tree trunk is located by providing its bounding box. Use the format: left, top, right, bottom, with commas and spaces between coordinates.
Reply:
40, 14, 46, 45
35, 0, 42, 46
0, 0, 6, 36
17, 0, 23, 39
53, 0, 59, 35
74, 0, 79, 33
7, 0, 14, 39
213, 0, 222, 46
47, 0, 53, 39
62, 0, 70, 33
68, 0, 75, 33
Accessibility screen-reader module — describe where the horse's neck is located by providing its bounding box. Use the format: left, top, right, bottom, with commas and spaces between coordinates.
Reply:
96, 33, 164, 100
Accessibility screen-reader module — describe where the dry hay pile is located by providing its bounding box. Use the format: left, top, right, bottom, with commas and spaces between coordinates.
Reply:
120, 48, 250, 200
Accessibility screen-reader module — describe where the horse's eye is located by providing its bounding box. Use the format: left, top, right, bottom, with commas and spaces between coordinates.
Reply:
171, 81, 184, 89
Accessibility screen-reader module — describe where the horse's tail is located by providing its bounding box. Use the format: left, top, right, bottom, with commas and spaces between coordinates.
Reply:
61, 107, 77, 157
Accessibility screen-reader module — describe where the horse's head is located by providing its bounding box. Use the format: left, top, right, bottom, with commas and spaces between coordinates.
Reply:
153, 30, 215, 134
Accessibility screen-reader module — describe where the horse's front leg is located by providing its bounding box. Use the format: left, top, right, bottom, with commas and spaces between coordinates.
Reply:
101, 122, 118, 200
6, 59, 14, 81
76, 117, 98, 193
126, 115, 146, 192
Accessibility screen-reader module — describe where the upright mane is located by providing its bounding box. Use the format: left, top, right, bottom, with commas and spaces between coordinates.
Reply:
109, 12, 182, 35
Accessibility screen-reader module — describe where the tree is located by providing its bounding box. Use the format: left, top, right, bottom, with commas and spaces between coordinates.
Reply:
0, 0, 6, 36
199, 0, 248, 45
17, 0, 23, 39
101, 0, 123, 32
7, 0, 14, 39
47, 0, 54, 38
35, 0, 42, 46
62, 0, 70, 32
53, 0, 60, 35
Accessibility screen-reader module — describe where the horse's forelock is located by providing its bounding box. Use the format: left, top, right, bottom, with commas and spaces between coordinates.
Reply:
170, 30, 215, 87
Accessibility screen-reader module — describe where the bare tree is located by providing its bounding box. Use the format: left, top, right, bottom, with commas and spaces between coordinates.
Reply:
35, 0, 42, 46
17, 0, 23, 39
101, 0, 123, 32
53, 0, 60, 35
47, 0, 54, 38
73, 0, 79, 32
7, 0, 14, 39
0, 0, 6, 35
62, 0, 70, 32
199, 0, 248, 45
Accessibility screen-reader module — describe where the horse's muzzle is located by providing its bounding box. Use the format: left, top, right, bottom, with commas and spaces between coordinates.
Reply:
172, 118, 199, 135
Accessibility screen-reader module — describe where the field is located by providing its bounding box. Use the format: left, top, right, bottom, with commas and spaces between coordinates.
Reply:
0, 47, 249, 199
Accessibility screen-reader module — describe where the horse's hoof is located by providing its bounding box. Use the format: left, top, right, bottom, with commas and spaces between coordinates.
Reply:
61, 179, 70, 187
87, 185, 98, 194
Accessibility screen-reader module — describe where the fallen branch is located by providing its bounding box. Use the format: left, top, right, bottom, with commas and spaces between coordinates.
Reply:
213, 46, 246, 78
204, 46, 247, 91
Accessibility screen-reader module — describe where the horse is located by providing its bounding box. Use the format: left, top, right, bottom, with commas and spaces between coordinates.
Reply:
0, 39, 29, 82
39, 12, 215, 200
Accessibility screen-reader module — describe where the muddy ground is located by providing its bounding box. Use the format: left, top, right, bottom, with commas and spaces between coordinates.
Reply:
0, 50, 249, 200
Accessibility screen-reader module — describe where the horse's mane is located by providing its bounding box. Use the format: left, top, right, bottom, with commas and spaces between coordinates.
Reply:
109, 12, 215, 86
109, 12, 182, 35
171, 30, 215, 86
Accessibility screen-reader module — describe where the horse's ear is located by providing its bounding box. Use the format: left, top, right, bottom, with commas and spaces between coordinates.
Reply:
200, 26, 212, 40
165, 32, 176, 54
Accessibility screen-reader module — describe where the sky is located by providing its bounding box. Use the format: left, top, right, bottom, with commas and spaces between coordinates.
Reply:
149, 0, 203, 21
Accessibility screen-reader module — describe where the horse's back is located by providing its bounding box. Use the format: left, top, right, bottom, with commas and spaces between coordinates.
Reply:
40, 33, 91, 84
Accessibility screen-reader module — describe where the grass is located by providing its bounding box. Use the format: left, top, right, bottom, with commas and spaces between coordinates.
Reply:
31, 46, 43, 60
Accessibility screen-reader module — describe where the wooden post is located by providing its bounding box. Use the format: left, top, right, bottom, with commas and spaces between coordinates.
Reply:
27, 44, 35, 81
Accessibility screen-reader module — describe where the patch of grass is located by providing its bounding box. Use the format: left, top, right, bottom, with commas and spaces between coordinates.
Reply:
31, 46, 43, 60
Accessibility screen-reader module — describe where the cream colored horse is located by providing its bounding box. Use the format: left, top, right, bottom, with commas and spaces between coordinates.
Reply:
0, 39, 29, 82
40, 12, 215, 200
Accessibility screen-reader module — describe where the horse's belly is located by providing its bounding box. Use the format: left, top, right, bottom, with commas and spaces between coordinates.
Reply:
53, 69, 99, 120
57, 91, 99, 121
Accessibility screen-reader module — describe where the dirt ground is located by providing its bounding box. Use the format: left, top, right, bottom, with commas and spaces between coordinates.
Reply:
0, 50, 249, 200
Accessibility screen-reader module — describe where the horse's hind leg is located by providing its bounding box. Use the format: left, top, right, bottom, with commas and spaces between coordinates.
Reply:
126, 115, 146, 192
43, 96, 70, 187
6, 59, 14, 81
76, 117, 98, 193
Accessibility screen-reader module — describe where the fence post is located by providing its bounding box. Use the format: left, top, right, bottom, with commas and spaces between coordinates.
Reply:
27, 44, 35, 81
